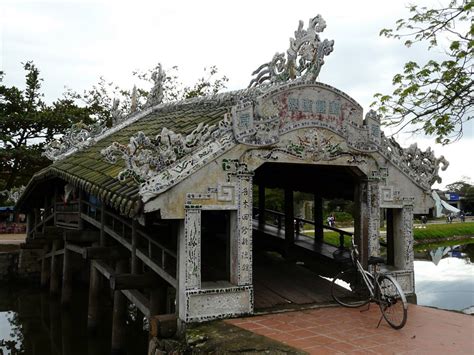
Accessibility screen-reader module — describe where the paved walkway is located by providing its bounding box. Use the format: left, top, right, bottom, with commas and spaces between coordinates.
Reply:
0, 233, 25, 244
226, 304, 473, 354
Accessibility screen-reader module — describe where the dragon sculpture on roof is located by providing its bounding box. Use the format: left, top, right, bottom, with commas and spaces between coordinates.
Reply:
248, 15, 334, 87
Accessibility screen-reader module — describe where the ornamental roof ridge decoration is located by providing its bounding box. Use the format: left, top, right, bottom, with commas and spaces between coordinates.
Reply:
378, 132, 449, 189
0, 186, 26, 205
100, 114, 234, 184
41, 84, 265, 162
99, 82, 449, 200
248, 15, 334, 88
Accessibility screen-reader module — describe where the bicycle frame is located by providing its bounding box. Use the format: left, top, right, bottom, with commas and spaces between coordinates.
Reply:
332, 235, 408, 329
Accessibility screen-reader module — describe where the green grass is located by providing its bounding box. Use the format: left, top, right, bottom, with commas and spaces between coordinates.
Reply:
302, 222, 474, 248
302, 230, 351, 248
413, 222, 474, 240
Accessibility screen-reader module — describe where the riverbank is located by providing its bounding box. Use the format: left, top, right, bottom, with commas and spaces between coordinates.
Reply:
305, 221, 474, 248
413, 221, 474, 242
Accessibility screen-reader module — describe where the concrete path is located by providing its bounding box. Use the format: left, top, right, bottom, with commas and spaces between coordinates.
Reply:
0, 233, 25, 244
226, 304, 473, 354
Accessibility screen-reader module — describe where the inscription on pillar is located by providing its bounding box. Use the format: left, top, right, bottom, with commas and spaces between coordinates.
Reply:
236, 173, 253, 285
184, 207, 201, 290
401, 204, 414, 270
367, 180, 380, 257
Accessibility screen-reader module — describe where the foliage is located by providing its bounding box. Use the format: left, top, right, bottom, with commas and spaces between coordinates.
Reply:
0, 62, 93, 196
0, 62, 228, 201
80, 64, 229, 122
445, 178, 474, 212
372, 0, 473, 144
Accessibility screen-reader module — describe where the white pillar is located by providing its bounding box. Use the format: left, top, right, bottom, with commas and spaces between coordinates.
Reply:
367, 180, 381, 258
231, 172, 253, 286
393, 202, 414, 270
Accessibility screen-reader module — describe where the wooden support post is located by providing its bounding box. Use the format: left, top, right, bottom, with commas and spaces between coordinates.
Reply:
49, 239, 61, 297
111, 259, 129, 354
26, 211, 34, 238
78, 189, 84, 230
110, 273, 158, 290
258, 183, 265, 226
34, 208, 40, 235
100, 204, 106, 246
131, 220, 138, 274
64, 230, 99, 243
284, 189, 294, 249
87, 256, 101, 334
149, 280, 168, 316
49, 298, 62, 352
40, 244, 51, 289
313, 194, 323, 242
61, 308, 74, 355
61, 243, 72, 306
82, 246, 128, 260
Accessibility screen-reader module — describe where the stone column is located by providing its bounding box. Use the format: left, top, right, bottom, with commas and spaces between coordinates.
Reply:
230, 172, 253, 286
354, 180, 368, 267
178, 208, 201, 321
367, 180, 381, 258
393, 202, 414, 270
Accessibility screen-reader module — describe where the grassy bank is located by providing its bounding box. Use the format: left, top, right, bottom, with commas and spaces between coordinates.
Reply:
413, 222, 474, 241
303, 222, 474, 248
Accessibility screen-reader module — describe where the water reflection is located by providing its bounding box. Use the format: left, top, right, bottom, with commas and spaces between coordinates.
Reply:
415, 243, 474, 314
0, 287, 148, 355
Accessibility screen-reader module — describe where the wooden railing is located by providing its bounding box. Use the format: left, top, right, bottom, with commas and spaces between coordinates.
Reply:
81, 199, 177, 287
55, 201, 80, 229
254, 207, 353, 249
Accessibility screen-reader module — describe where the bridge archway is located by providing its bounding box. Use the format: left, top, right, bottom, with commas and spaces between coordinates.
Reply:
251, 162, 367, 310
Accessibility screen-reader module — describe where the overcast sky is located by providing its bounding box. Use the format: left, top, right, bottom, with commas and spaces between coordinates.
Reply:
1, 0, 473, 188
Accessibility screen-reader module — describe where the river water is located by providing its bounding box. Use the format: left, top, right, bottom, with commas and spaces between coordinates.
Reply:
414, 242, 474, 314
0, 288, 148, 355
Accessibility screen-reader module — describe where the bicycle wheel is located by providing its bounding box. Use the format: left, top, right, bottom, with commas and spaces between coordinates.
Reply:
377, 275, 408, 329
331, 269, 372, 308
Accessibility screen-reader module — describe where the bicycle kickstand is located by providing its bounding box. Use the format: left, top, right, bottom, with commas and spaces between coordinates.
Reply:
376, 313, 384, 328
360, 302, 371, 313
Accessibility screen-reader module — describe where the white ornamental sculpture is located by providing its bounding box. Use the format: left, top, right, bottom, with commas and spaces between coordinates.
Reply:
248, 15, 334, 87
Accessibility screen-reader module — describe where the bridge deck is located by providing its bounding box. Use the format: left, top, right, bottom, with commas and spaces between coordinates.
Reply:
253, 220, 350, 262
252, 221, 352, 310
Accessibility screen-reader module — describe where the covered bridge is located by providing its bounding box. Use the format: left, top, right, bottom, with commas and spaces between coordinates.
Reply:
17, 14, 447, 349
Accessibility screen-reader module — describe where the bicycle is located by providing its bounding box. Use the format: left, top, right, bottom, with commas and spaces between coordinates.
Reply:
331, 236, 408, 329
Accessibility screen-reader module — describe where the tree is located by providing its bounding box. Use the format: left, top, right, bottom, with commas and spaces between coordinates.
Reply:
372, 0, 473, 144
445, 178, 474, 212
0, 62, 93, 194
0, 62, 229, 201
70, 64, 229, 126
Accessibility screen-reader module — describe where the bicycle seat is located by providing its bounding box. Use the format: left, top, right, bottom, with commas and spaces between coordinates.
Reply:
368, 256, 385, 265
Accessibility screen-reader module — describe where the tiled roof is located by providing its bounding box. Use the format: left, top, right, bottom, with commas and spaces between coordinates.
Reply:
18, 89, 253, 217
